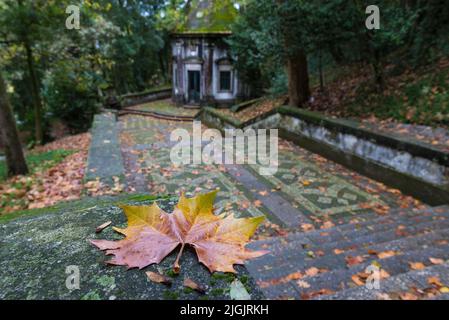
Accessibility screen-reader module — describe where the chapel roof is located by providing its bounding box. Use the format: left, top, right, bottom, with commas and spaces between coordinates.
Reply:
174, 0, 238, 36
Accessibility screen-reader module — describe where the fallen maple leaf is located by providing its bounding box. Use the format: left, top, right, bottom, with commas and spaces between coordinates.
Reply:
90, 191, 267, 273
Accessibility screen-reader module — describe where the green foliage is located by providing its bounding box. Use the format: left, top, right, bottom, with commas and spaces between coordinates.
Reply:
43, 60, 99, 133
229, 0, 448, 96
177, 0, 238, 33
346, 67, 449, 126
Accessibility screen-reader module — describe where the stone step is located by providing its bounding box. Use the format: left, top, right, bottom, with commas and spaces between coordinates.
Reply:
248, 227, 449, 299
248, 217, 449, 281
250, 206, 449, 254
314, 261, 449, 300
295, 243, 449, 299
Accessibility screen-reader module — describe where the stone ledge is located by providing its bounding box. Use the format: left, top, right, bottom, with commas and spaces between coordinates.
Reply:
278, 106, 449, 167
200, 106, 449, 205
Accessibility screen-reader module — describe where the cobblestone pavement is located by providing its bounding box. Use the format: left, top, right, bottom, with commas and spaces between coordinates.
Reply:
119, 115, 422, 231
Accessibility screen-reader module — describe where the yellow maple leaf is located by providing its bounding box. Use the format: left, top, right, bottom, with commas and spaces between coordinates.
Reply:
90, 190, 267, 273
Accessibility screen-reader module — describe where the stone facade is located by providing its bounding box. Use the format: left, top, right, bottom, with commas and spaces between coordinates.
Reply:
171, 33, 247, 107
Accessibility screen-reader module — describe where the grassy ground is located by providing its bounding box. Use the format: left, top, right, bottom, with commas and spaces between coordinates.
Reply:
0, 149, 74, 182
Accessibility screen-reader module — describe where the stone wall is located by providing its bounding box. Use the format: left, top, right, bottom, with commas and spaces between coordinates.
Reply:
199, 106, 449, 205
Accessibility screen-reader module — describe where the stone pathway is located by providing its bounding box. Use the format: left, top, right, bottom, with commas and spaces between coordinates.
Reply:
118, 114, 421, 230
86, 113, 125, 187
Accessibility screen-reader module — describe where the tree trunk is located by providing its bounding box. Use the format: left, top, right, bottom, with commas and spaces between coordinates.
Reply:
286, 49, 310, 107
319, 48, 324, 92
0, 73, 29, 177
372, 49, 385, 93
17, 0, 43, 144
24, 41, 43, 145
277, 0, 310, 107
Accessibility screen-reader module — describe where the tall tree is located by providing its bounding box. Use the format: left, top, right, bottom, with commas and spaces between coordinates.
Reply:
277, 0, 310, 107
0, 72, 28, 177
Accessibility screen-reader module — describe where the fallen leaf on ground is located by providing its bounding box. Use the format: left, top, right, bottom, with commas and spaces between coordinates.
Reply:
409, 262, 426, 270
305, 267, 320, 277
428, 277, 443, 287
297, 280, 311, 288
90, 191, 267, 273
377, 250, 397, 259
96, 221, 112, 233
346, 255, 365, 266
321, 221, 335, 229
183, 278, 206, 294
301, 288, 334, 300
400, 292, 419, 300
301, 223, 315, 232
429, 257, 444, 265
146, 271, 172, 285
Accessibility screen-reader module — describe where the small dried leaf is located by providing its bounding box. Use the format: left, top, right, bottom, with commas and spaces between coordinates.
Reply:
440, 287, 449, 293
297, 280, 311, 288
96, 221, 112, 233
184, 278, 206, 294
409, 262, 426, 270
400, 292, 419, 300
346, 255, 364, 266
146, 271, 172, 285
301, 223, 315, 232
351, 273, 368, 286
334, 249, 345, 255
428, 277, 443, 287
377, 250, 397, 259
305, 267, 320, 277
429, 257, 444, 265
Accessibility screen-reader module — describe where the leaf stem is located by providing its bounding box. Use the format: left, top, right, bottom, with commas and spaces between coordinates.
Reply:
173, 243, 185, 274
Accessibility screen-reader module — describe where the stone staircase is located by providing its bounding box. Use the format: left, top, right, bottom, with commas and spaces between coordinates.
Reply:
246, 205, 449, 300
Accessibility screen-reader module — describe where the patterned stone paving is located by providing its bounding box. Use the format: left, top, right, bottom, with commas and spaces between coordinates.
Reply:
118, 115, 421, 229
119, 115, 265, 220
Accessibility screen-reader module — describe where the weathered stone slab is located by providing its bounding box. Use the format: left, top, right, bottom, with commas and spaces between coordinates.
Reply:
0, 196, 263, 300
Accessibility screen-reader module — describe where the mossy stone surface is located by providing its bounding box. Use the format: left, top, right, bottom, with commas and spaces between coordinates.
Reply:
0, 196, 263, 300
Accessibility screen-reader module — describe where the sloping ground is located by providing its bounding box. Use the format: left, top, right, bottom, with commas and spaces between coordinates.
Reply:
122, 99, 200, 121
0, 134, 90, 214
0, 195, 262, 300
246, 206, 449, 300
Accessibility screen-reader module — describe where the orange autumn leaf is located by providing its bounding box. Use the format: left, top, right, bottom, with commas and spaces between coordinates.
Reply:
409, 262, 425, 270
90, 191, 267, 273
346, 255, 365, 266
377, 250, 397, 259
